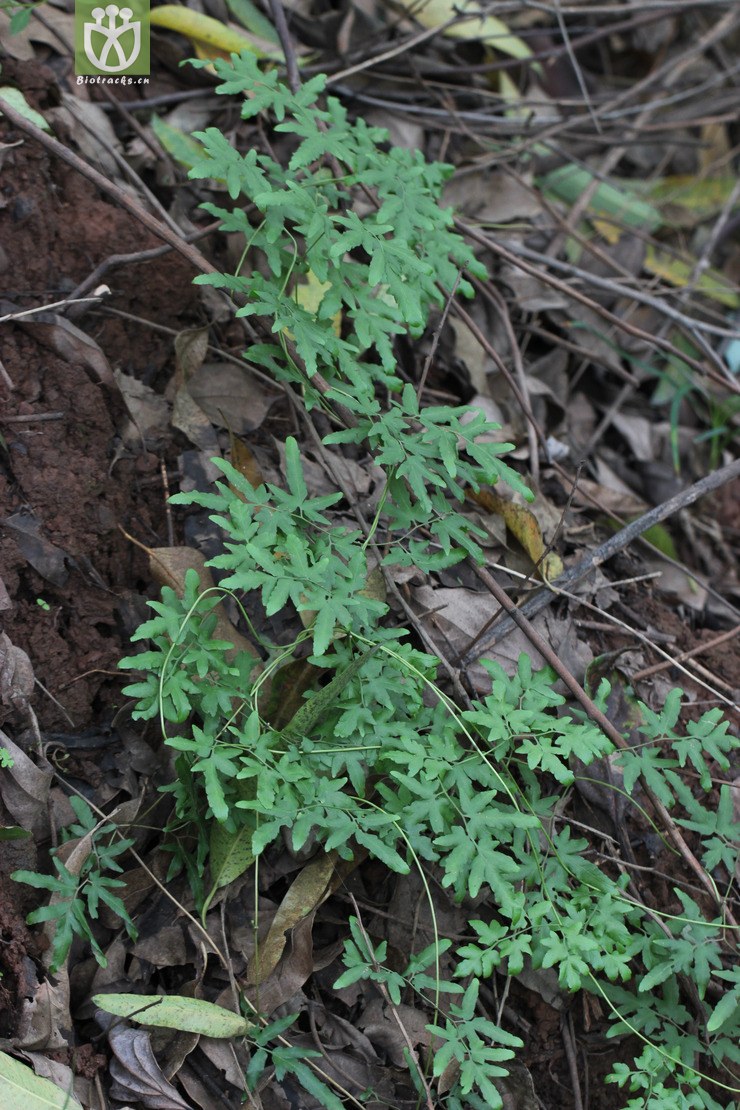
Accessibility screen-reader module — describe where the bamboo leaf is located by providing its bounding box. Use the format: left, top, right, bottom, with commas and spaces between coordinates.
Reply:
93, 994, 252, 1037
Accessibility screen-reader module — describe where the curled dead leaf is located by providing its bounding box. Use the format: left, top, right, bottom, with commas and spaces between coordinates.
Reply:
247, 852, 338, 986
469, 488, 564, 582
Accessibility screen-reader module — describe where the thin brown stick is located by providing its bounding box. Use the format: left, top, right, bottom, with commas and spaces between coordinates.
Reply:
462, 458, 740, 662
418, 271, 461, 401
1, 412, 65, 423
472, 277, 543, 483
460, 221, 738, 387
0, 358, 14, 391
562, 1012, 585, 1110
505, 239, 739, 344
268, 0, 301, 95
631, 623, 740, 683
68, 222, 222, 307
327, 21, 457, 84
452, 296, 547, 450
563, 590, 736, 707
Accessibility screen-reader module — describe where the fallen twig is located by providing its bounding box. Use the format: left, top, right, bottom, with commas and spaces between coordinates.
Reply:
631, 623, 740, 683
0, 95, 216, 279
463, 456, 740, 661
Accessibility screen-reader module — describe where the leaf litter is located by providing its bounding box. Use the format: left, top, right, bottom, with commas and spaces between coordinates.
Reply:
0, 2, 738, 1108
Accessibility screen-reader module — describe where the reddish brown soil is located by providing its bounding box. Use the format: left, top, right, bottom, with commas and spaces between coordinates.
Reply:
0, 49, 736, 1110
1, 68, 202, 1056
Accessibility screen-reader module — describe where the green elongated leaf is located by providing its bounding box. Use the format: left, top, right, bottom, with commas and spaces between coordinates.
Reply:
626, 173, 737, 225
10, 6, 34, 32
0, 826, 31, 841
93, 994, 252, 1037
0, 88, 50, 131
641, 522, 679, 560
151, 115, 205, 173
0, 1051, 82, 1109
283, 436, 307, 501
280, 646, 378, 742
261, 656, 323, 731
205, 812, 256, 910
393, 0, 530, 61
645, 246, 740, 309
540, 165, 662, 233
225, 0, 279, 43
706, 990, 739, 1033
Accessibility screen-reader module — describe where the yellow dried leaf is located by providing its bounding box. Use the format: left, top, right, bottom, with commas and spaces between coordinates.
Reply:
150, 5, 266, 60
470, 489, 564, 583
392, 0, 530, 61
291, 271, 341, 337
644, 246, 739, 309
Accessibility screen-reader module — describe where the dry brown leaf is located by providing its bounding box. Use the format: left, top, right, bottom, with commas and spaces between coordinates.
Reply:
449, 318, 495, 392
101, 1015, 193, 1110
175, 327, 209, 381
0, 728, 51, 840
0, 6, 76, 59
48, 95, 121, 176
593, 457, 646, 503
153, 1026, 200, 1083
0, 574, 11, 613
115, 370, 171, 450
549, 303, 623, 374
495, 1062, 540, 1109
188, 363, 279, 434
289, 1033, 393, 1101
412, 584, 592, 684
19, 1053, 91, 1110
500, 263, 568, 312
571, 476, 648, 517
16, 972, 72, 1051
312, 1008, 377, 1061
132, 923, 189, 969
464, 392, 506, 432
359, 998, 430, 1066
248, 852, 337, 985
97, 863, 162, 929
611, 411, 656, 462
0, 633, 35, 718
171, 328, 219, 452
642, 559, 708, 611
172, 387, 220, 453
246, 922, 314, 1016
229, 437, 265, 491
196, 1037, 247, 1090
23, 315, 116, 388
444, 167, 542, 224
177, 1062, 242, 1110
516, 960, 564, 1009
3, 512, 71, 588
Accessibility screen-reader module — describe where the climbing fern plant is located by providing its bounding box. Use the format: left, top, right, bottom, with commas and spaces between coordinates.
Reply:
118, 52, 740, 1110
188, 51, 532, 571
